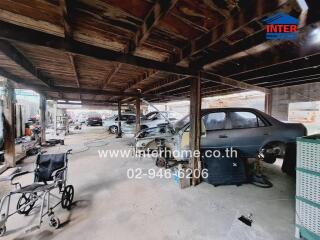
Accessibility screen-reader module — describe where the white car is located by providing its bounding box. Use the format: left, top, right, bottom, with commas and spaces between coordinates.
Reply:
122, 111, 183, 134
103, 113, 136, 134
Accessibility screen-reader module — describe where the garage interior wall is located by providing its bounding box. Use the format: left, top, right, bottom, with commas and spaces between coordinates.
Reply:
271, 82, 320, 120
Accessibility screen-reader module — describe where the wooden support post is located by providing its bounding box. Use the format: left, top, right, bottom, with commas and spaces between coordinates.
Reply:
39, 95, 46, 145
135, 97, 141, 133
264, 92, 272, 115
116, 101, 122, 138
3, 79, 16, 167
189, 76, 202, 186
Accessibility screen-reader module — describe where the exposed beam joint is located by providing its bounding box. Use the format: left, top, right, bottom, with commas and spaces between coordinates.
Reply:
0, 40, 52, 87
101, 63, 122, 89
128, 0, 178, 53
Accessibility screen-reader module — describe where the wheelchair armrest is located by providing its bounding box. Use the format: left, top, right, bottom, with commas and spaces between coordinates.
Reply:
66, 149, 72, 155
52, 167, 67, 181
10, 171, 32, 185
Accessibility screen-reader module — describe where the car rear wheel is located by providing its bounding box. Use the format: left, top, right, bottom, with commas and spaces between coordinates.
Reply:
262, 142, 285, 164
109, 125, 118, 134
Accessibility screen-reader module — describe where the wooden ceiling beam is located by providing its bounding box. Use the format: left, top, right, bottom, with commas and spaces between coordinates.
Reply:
101, 63, 122, 89
143, 75, 190, 94
185, 0, 300, 68
127, 0, 179, 53
49, 96, 118, 104
69, 54, 80, 87
0, 40, 52, 87
0, 67, 47, 95
0, 20, 268, 95
129, 0, 290, 96
0, 20, 194, 75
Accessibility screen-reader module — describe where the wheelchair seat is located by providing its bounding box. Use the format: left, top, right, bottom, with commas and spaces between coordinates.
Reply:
13, 183, 56, 193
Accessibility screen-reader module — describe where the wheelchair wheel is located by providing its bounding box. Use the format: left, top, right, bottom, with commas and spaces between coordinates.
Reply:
61, 185, 74, 210
17, 193, 36, 215
0, 225, 6, 237
49, 216, 60, 229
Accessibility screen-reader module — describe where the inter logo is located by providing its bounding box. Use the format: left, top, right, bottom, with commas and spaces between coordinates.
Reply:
263, 12, 299, 40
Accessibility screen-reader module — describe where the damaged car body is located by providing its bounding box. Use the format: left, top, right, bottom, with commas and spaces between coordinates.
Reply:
135, 108, 307, 172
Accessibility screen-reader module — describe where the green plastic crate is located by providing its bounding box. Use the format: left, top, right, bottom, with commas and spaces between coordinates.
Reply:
296, 136, 320, 239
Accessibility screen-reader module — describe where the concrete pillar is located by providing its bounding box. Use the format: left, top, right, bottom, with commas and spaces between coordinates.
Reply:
189, 76, 202, 186
116, 101, 122, 138
39, 95, 46, 145
135, 97, 141, 133
3, 79, 16, 167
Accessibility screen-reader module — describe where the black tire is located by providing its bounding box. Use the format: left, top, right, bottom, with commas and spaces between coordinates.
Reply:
61, 185, 74, 210
263, 153, 277, 164
49, 216, 60, 229
0, 225, 6, 237
17, 193, 36, 215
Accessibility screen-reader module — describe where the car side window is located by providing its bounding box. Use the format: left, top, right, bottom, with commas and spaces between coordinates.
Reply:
229, 111, 266, 129
202, 112, 226, 130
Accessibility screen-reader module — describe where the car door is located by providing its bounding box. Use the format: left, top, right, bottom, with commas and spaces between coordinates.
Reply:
226, 110, 268, 157
200, 111, 229, 150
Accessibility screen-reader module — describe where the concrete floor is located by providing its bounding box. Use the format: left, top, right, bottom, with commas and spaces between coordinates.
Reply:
0, 126, 296, 240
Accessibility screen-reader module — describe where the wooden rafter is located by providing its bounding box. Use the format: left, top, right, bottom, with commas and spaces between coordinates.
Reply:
101, 63, 122, 89
186, 0, 300, 68
128, 0, 179, 53
0, 40, 52, 87
125, 0, 292, 97
0, 20, 268, 98
69, 54, 80, 88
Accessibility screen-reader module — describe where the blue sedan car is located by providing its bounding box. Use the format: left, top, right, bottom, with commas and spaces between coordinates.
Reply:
135, 108, 307, 168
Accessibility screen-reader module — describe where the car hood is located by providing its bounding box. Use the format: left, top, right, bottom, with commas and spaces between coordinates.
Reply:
135, 125, 175, 139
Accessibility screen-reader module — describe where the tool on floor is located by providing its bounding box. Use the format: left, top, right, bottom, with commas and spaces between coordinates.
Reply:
251, 150, 273, 188
238, 213, 253, 226
0, 149, 74, 237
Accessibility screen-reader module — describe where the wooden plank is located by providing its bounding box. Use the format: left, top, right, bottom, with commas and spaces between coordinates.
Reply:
264, 92, 272, 115
59, 0, 72, 39
39, 94, 46, 145
3, 78, 15, 167
68, 54, 80, 87
189, 76, 201, 186
101, 63, 122, 89
117, 101, 122, 138
128, 0, 179, 53
0, 39, 52, 87
135, 97, 141, 133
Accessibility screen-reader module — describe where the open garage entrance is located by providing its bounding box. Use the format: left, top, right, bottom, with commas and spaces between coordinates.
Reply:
0, 0, 319, 239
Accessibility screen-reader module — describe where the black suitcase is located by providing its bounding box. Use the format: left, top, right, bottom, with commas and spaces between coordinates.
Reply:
202, 149, 248, 186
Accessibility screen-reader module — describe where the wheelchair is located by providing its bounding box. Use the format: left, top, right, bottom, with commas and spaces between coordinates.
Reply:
0, 149, 74, 237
